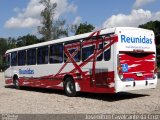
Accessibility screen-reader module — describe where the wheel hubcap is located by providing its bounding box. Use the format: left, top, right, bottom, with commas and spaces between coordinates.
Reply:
66, 81, 74, 94
15, 79, 19, 86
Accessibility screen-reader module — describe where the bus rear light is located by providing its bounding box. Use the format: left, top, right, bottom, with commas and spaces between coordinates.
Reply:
117, 64, 124, 80
117, 66, 122, 72
153, 61, 157, 79
119, 74, 124, 80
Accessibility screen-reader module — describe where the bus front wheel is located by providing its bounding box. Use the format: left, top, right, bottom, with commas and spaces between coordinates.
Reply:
64, 77, 77, 97
13, 76, 20, 89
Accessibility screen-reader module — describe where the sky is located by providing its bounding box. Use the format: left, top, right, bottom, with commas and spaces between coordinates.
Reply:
0, 0, 160, 38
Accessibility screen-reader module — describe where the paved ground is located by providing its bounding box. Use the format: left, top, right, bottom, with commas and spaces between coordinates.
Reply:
0, 72, 159, 115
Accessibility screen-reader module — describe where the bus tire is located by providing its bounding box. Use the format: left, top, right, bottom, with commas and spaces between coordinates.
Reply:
64, 77, 77, 97
13, 76, 20, 89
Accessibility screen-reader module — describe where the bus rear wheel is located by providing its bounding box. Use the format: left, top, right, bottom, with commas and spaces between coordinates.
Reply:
64, 77, 76, 97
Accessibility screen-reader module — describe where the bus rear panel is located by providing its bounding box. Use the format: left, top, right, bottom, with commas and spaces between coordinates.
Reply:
115, 27, 157, 92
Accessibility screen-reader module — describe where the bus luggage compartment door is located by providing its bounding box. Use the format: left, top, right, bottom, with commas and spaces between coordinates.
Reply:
92, 69, 109, 87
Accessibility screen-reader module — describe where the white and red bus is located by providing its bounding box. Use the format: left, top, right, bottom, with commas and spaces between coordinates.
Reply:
4, 27, 157, 96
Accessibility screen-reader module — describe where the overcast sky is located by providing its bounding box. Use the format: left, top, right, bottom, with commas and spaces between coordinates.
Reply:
0, 0, 160, 38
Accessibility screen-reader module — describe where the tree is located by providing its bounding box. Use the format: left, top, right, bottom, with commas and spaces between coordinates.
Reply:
139, 21, 160, 45
52, 20, 68, 40
7, 37, 17, 49
0, 38, 8, 71
38, 0, 56, 41
75, 22, 95, 35
16, 34, 39, 47
38, 0, 68, 41
0, 38, 8, 55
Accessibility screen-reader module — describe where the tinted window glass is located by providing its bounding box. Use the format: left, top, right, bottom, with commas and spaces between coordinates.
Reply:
64, 41, 81, 62
18, 50, 26, 66
27, 48, 36, 65
11, 52, 17, 66
82, 37, 104, 62
37, 46, 48, 64
82, 45, 94, 61
96, 41, 103, 61
50, 44, 63, 63
82, 39, 95, 61
104, 40, 111, 61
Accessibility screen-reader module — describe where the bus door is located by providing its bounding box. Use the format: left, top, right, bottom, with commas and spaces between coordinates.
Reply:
10, 52, 18, 77
94, 36, 113, 87
4, 53, 11, 79
82, 36, 112, 87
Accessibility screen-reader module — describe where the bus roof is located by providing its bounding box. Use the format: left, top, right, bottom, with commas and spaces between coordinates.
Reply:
5, 27, 153, 54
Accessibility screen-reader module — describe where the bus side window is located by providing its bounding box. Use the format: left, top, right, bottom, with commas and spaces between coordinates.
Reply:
11, 52, 17, 66
64, 41, 81, 62
18, 50, 26, 66
104, 37, 111, 61
82, 39, 95, 62
27, 48, 36, 65
96, 37, 103, 61
37, 46, 49, 64
50, 43, 63, 63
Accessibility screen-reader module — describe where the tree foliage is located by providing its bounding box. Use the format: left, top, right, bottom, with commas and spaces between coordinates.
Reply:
52, 20, 68, 40
75, 22, 95, 35
139, 20, 160, 45
7, 37, 17, 49
38, 0, 68, 41
38, 0, 57, 40
0, 38, 10, 71
0, 38, 8, 55
16, 34, 40, 47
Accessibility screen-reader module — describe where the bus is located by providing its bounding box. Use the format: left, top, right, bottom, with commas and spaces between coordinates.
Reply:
4, 27, 157, 97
